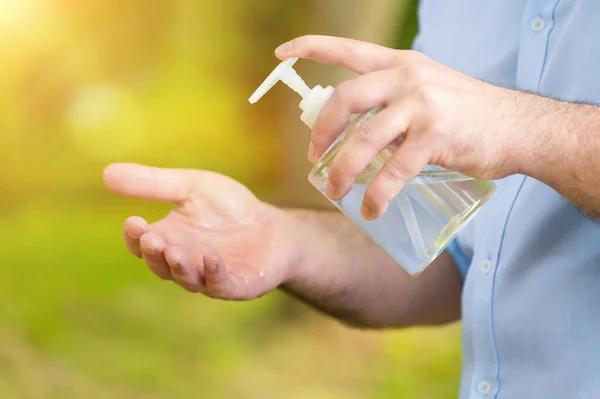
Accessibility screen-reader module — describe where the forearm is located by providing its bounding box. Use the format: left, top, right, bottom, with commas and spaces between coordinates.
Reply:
518, 96, 600, 219
273, 208, 463, 329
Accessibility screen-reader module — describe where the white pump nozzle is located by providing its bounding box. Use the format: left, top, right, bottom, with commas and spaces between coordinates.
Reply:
248, 57, 334, 128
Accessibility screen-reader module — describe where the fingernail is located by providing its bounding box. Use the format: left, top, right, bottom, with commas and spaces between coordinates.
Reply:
361, 204, 377, 220
205, 260, 216, 274
171, 262, 182, 273
204, 253, 219, 274
167, 249, 185, 268
325, 183, 340, 200
308, 142, 317, 162
275, 41, 291, 55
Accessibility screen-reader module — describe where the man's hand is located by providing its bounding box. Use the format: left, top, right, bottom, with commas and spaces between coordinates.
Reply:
103, 163, 463, 327
276, 35, 537, 219
103, 163, 298, 300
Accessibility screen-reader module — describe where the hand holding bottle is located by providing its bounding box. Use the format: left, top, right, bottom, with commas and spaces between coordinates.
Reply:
102, 163, 299, 299
275, 35, 535, 219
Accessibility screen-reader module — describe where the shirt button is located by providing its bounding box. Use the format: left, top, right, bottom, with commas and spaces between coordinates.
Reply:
480, 259, 493, 275
477, 380, 492, 396
530, 17, 546, 32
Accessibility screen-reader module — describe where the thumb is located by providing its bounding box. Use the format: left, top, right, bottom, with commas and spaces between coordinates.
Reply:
103, 163, 195, 204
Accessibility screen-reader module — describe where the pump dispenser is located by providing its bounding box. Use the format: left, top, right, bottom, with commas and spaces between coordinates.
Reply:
249, 57, 334, 128
250, 57, 496, 275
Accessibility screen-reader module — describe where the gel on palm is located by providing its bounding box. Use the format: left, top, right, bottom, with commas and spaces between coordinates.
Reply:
249, 58, 495, 275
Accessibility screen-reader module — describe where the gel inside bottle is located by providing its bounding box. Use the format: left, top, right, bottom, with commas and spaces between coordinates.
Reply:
249, 58, 495, 275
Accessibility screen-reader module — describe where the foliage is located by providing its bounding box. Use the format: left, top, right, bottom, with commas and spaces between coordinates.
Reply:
0, 1, 460, 397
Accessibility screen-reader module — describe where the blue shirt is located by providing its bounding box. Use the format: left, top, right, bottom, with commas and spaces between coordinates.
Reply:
414, 1, 600, 398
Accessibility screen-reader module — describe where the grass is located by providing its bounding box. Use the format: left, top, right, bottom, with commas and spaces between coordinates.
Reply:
0, 199, 461, 398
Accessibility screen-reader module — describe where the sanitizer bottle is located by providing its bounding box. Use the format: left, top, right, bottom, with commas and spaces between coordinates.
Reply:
249, 57, 495, 275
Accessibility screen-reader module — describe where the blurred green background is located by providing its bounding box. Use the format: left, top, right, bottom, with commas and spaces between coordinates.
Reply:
0, 1, 461, 398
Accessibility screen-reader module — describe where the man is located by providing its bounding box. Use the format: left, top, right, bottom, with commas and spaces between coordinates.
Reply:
103, 1, 600, 398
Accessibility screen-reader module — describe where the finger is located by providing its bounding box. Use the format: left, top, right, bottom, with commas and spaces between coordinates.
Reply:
203, 252, 246, 300
103, 163, 196, 204
275, 35, 416, 74
123, 216, 148, 258
310, 69, 400, 161
325, 104, 411, 200
139, 233, 172, 280
362, 138, 431, 220
165, 247, 204, 292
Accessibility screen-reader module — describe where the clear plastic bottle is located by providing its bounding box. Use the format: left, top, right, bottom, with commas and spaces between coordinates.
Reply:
249, 58, 495, 275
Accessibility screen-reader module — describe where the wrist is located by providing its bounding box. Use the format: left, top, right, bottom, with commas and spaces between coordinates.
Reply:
499, 91, 562, 180
264, 205, 309, 287
515, 96, 587, 185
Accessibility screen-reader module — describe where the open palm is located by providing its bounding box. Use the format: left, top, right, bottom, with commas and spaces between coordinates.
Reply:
103, 163, 296, 300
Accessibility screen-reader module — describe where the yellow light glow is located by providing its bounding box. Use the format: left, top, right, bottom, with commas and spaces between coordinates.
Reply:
67, 83, 144, 160
0, 0, 37, 32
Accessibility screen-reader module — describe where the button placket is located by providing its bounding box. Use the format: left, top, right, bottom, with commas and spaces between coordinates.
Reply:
516, 0, 559, 91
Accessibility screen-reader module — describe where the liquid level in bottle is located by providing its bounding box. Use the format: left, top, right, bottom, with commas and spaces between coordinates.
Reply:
310, 172, 494, 275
